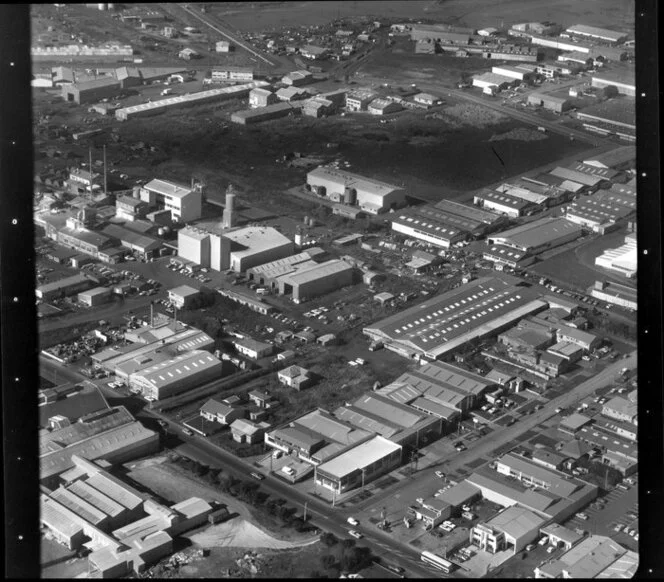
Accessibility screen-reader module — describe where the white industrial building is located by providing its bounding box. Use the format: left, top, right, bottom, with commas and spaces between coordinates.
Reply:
473, 189, 533, 218
167, 285, 200, 309
470, 505, 547, 555
594, 232, 636, 278
306, 167, 406, 215
140, 178, 202, 223
487, 218, 583, 254
129, 350, 223, 401
591, 69, 635, 97
490, 65, 535, 82
78, 286, 112, 307
314, 436, 402, 494
472, 72, 516, 94
115, 82, 267, 120
565, 24, 627, 44
589, 280, 636, 310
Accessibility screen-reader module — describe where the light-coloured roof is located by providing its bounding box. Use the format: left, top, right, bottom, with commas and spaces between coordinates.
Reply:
489, 217, 582, 250
475, 189, 531, 209
143, 178, 194, 199
40, 496, 83, 538
308, 166, 403, 199
294, 409, 371, 445
171, 497, 211, 518
85, 472, 144, 511
37, 273, 92, 295
550, 166, 605, 186
224, 226, 293, 259
352, 393, 424, 427
277, 259, 353, 286
584, 146, 636, 169
230, 418, 263, 435
200, 398, 234, 417
603, 396, 637, 418
498, 453, 580, 498
168, 285, 200, 298
67, 479, 125, 518
316, 436, 401, 479
131, 350, 221, 389
117, 81, 268, 116
79, 286, 111, 298
566, 24, 626, 42
473, 72, 516, 86
560, 412, 592, 431
438, 481, 481, 507
487, 505, 546, 539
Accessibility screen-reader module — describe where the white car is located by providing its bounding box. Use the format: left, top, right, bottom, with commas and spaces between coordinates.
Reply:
347, 517, 359, 526
547, 546, 556, 554
348, 530, 363, 539
435, 471, 445, 479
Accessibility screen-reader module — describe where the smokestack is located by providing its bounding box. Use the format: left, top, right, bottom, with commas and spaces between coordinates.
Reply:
222, 184, 236, 229
103, 145, 107, 196
88, 147, 93, 200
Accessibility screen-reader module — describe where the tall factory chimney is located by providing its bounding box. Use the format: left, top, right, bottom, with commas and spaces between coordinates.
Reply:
88, 147, 93, 201
222, 183, 236, 229
103, 145, 107, 196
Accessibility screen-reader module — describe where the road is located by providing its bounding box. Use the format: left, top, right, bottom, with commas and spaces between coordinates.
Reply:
137, 409, 445, 578
353, 350, 637, 515
177, 3, 276, 67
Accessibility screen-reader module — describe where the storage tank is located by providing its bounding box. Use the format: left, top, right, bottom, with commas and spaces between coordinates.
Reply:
343, 187, 357, 205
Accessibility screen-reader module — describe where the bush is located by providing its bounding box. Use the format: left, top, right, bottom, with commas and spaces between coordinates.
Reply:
320, 532, 339, 547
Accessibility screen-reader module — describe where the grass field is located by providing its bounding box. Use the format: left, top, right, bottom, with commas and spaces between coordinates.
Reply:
215, 0, 633, 33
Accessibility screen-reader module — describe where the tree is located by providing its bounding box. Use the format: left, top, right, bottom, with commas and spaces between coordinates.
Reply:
320, 532, 339, 547
320, 554, 336, 570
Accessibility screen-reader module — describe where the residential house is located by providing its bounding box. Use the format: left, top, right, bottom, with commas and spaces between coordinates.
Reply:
200, 398, 244, 425
277, 365, 313, 391
230, 419, 270, 444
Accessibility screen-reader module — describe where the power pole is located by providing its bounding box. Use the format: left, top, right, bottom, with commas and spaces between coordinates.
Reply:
103, 144, 107, 196
303, 501, 308, 521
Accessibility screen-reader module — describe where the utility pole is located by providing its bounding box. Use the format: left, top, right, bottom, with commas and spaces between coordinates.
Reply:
88, 146, 93, 202
361, 468, 366, 492
103, 144, 107, 196
303, 501, 308, 522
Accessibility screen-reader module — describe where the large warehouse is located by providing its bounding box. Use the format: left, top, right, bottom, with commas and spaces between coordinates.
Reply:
178, 224, 294, 273
246, 248, 326, 288
274, 259, 354, 303
594, 232, 636, 278
37, 273, 95, 301
591, 68, 635, 97
314, 435, 402, 495
61, 77, 121, 104
306, 167, 407, 215
564, 195, 634, 233
363, 277, 548, 360
392, 201, 507, 249
115, 82, 268, 120
565, 24, 627, 44
486, 217, 583, 254
129, 350, 223, 401
230, 101, 302, 124
473, 189, 534, 218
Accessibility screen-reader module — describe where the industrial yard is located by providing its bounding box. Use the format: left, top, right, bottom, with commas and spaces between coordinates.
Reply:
21, 1, 645, 580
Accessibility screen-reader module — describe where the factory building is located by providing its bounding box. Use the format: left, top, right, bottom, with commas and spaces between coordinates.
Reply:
224, 226, 294, 272
37, 273, 96, 301
595, 232, 636, 278
265, 408, 373, 466
391, 209, 467, 249
564, 196, 634, 233
490, 65, 536, 82
230, 101, 302, 124
588, 280, 636, 310
527, 92, 572, 112
281, 70, 314, 86
78, 286, 112, 307
233, 337, 275, 360
40, 406, 159, 486
246, 248, 325, 287
363, 277, 548, 360
314, 436, 403, 494
549, 166, 606, 190
529, 35, 591, 53
367, 98, 403, 115
472, 72, 517, 94
306, 167, 407, 215
101, 224, 162, 258
565, 24, 627, 44
129, 350, 223, 401
376, 360, 493, 415
178, 224, 293, 273
483, 244, 535, 269
487, 217, 583, 254
115, 82, 268, 120
249, 87, 278, 108
274, 259, 354, 303
303, 96, 334, 118
466, 454, 598, 522
535, 535, 637, 579
167, 285, 200, 309
140, 178, 202, 223
591, 68, 635, 97
471, 506, 547, 555
115, 195, 149, 222
61, 77, 121, 104
474, 189, 533, 218
276, 86, 310, 102
345, 90, 377, 111
211, 67, 254, 81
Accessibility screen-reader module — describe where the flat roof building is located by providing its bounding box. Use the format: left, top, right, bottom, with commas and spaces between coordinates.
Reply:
584, 146, 636, 170
140, 178, 202, 223
307, 167, 406, 215
314, 435, 402, 494
167, 285, 200, 309
487, 217, 583, 254
589, 280, 636, 310
230, 101, 303, 124
474, 189, 533, 218
37, 273, 95, 301
471, 505, 547, 555
225, 226, 294, 272
565, 24, 627, 44
591, 68, 635, 97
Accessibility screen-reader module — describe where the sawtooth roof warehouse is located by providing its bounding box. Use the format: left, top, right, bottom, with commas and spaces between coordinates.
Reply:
363, 277, 548, 360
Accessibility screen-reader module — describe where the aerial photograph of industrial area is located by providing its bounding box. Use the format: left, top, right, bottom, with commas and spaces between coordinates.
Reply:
29, 0, 641, 578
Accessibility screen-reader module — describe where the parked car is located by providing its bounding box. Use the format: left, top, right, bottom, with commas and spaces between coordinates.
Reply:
249, 471, 265, 481
348, 530, 363, 539
347, 517, 359, 526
